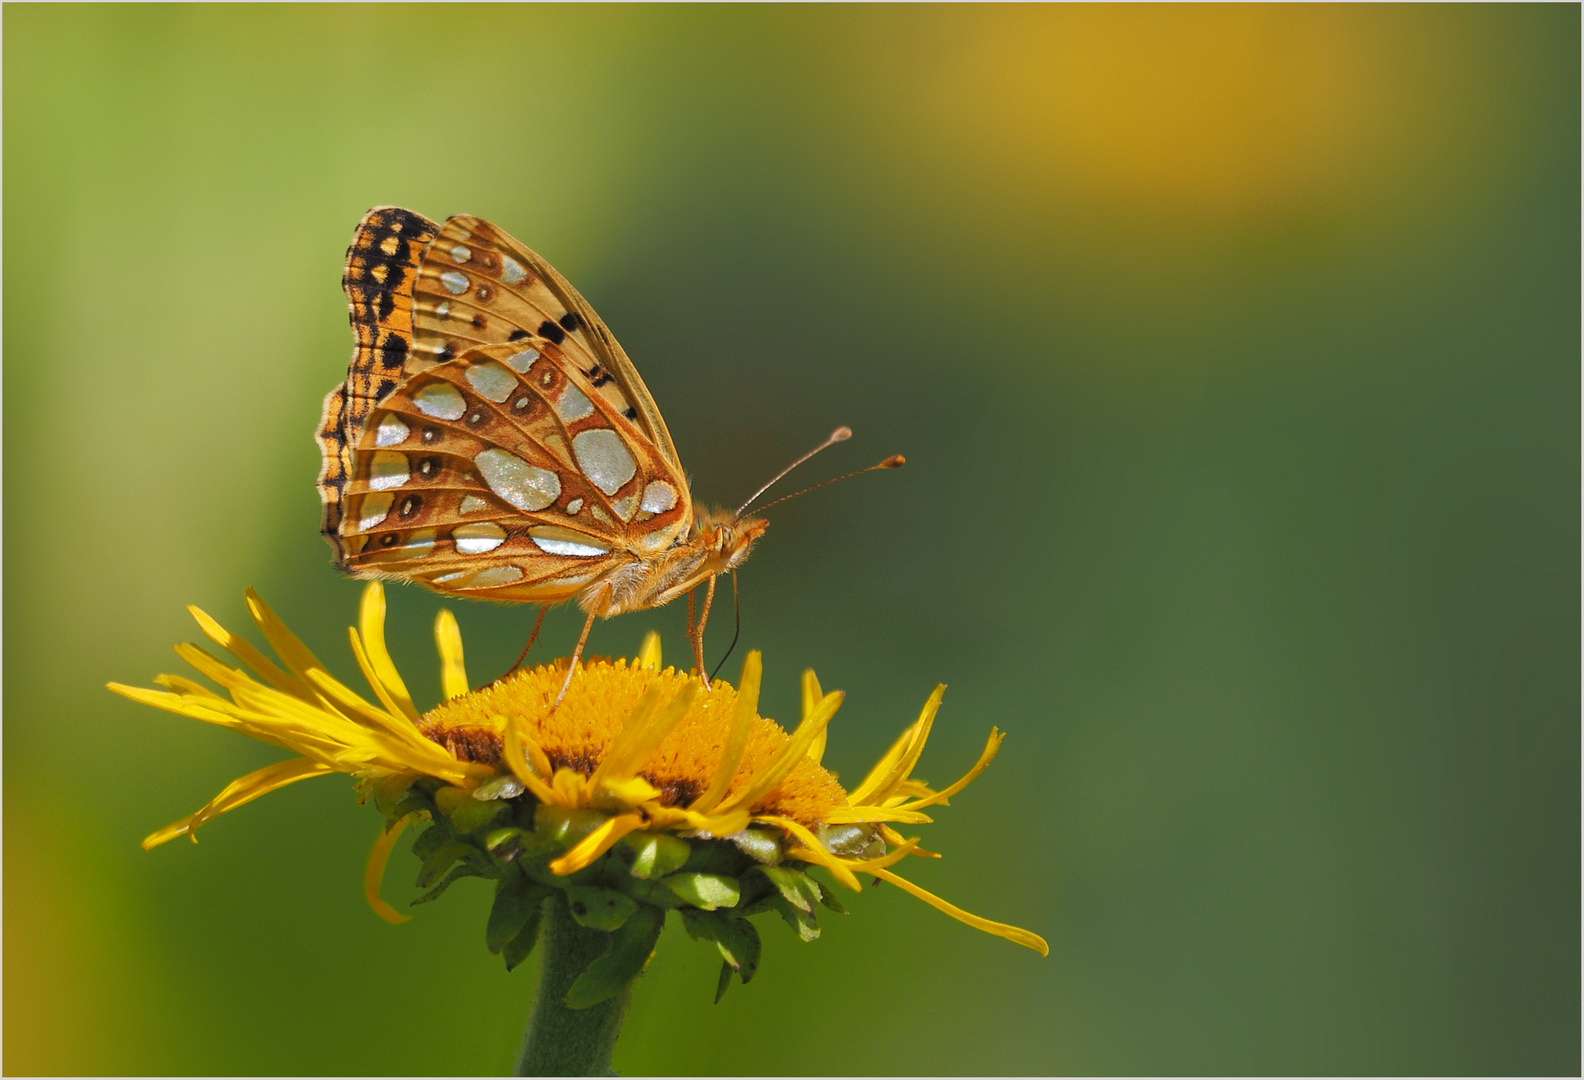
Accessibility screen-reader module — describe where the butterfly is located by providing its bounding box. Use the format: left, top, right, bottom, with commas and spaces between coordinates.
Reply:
316, 208, 899, 696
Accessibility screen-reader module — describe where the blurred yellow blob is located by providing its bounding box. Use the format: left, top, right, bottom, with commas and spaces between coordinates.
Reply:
917, 5, 1405, 218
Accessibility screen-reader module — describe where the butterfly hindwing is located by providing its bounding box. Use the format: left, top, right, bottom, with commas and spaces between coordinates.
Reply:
317, 207, 440, 561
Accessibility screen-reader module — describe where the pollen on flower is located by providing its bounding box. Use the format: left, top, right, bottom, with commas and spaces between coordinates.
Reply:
418, 656, 848, 828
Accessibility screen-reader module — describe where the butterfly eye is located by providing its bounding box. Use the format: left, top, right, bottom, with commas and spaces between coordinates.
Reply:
378, 533, 401, 548
511, 395, 533, 414
421, 426, 441, 444
475, 284, 495, 303
398, 495, 423, 520
465, 410, 487, 428
417, 455, 442, 478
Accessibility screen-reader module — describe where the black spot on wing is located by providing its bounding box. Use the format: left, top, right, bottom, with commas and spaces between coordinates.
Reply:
538, 320, 566, 345
508, 328, 531, 342
378, 332, 408, 369
558, 311, 581, 332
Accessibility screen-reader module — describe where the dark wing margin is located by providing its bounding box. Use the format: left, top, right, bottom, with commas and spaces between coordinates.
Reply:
316, 206, 440, 563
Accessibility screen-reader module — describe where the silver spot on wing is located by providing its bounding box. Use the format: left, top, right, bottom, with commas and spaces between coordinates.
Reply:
475, 449, 560, 511
571, 429, 636, 496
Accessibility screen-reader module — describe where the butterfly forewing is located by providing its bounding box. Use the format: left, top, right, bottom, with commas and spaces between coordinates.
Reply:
412, 215, 684, 473
328, 212, 694, 603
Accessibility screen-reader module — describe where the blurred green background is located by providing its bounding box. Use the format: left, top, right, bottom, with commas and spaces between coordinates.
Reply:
5, 4, 1577, 1075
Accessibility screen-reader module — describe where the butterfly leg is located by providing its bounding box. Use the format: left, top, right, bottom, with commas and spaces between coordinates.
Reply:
690, 575, 718, 689
500, 604, 549, 681
553, 589, 608, 708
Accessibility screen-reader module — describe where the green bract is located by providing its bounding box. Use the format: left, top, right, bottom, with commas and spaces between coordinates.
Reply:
390, 777, 843, 1007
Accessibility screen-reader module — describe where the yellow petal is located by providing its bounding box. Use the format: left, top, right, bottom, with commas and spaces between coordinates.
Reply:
188, 604, 312, 701
636, 630, 662, 671
340, 633, 445, 755
600, 775, 662, 807
845, 836, 923, 871
142, 757, 333, 850
820, 805, 935, 825
503, 715, 562, 805
877, 823, 939, 857
803, 668, 828, 766
846, 684, 945, 806
434, 609, 469, 700
357, 582, 421, 724
690, 651, 762, 814
714, 689, 843, 815
364, 817, 413, 924
548, 813, 645, 876
754, 814, 862, 891
304, 661, 449, 760
593, 681, 698, 790
552, 767, 587, 806
869, 866, 1048, 956
645, 803, 750, 838
244, 589, 335, 690
893, 729, 1005, 813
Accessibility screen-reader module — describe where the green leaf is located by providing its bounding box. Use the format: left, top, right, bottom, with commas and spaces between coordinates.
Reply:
621, 876, 688, 909
814, 877, 847, 914
758, 865, 819, 913
534, 805, 608, 847
450, 798, 508, 835
565, 886, 637, 931
432, 785, 472, 818
713, 959, 734, 1004
565, 906, 664, 1009
487, 878, 548, 954
762, 894, 820, 942
472, 773, 526, 802
680, 840, 745, 874
411, 824, 450, 859
622, 832, 691, 879
369, 773, 418, 817
728, 828, 783, 865
485, 826, 525, 851
416, 842, 473, 888
410, 862, 486, 906
502, 903, 544, 972
680, 910, 761, 983
665, 872, 740, 911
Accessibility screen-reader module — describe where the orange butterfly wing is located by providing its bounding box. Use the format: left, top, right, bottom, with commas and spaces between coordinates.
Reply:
316, 207, 439, 560
321, 211, 693, 604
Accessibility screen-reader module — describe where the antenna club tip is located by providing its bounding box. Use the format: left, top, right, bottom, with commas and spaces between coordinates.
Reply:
831, 426, 853, 442
880, 454, 906, 469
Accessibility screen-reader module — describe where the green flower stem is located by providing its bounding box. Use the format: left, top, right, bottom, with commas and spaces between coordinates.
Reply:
516, 896, 634, 1077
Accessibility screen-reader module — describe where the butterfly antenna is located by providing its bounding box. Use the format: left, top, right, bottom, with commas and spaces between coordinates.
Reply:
749, 454, 906, 516
710, 572, 742, 682
735, 426, 854, 517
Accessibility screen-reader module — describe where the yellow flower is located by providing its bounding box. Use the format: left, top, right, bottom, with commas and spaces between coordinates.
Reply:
110, 582, 1047, 966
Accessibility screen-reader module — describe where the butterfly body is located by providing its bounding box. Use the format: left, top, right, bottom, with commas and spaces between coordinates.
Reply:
316, 207, 766, 678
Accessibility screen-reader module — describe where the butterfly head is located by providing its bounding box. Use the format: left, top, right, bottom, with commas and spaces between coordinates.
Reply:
692, 508, 768, 571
